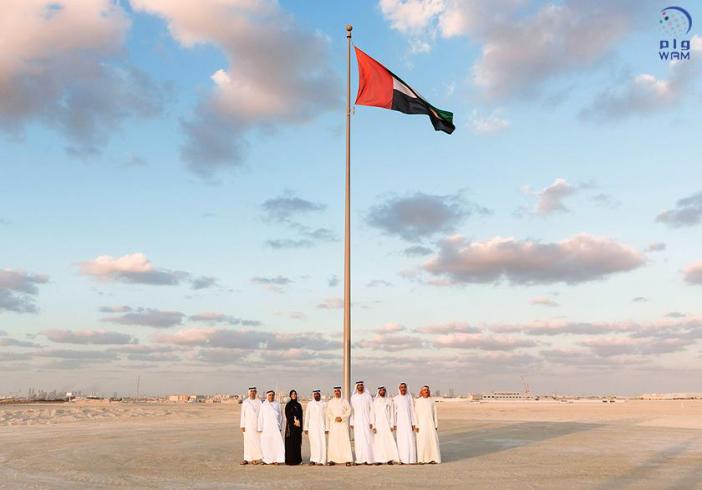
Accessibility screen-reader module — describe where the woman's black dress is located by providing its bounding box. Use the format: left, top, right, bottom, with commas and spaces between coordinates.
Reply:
284, 399, 303, 465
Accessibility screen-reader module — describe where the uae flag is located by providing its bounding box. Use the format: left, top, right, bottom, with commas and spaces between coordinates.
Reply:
354, 47, 455, 134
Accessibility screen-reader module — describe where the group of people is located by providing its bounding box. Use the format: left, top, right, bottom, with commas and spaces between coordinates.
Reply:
239, 381, 441, 466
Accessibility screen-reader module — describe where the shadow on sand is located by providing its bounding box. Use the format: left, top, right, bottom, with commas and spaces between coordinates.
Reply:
439, 420, 602, 463
596, 434, 702, 490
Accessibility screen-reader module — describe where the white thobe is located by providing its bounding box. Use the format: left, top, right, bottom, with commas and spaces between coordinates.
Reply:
257, 400, 285, 464
350, 391, 375, 464
325, 397, 353, 463
239, 398, 262, 462
372, 395, 399, 463
303, 400, 327, 464
415, 396, 441, 463
393, 393, 417, 464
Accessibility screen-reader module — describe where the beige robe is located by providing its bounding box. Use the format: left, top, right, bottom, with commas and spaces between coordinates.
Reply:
373, 395, 399, 463
257, 400, 285, 464
393, 393, 417, 464
303, 400, 327, 464
239, 398, 262, 462
325, 397, 353, 463
415, 396, 441, 463
350, 391, 375, 464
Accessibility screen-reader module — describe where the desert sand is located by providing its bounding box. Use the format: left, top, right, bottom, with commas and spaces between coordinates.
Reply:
1, 400, 701, 489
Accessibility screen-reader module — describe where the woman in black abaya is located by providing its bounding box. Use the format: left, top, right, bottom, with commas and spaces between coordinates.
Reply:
284, 389, 303, 465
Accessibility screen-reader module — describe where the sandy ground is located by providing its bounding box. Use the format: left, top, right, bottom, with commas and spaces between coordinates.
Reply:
1, 400, 701, 489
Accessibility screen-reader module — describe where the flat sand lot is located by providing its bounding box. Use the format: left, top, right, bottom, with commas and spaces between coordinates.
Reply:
1, 400, 701, 489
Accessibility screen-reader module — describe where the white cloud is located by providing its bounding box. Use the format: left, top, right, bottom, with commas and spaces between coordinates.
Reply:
380, 0, 645, 99
432, 332, 536, 351
189, 312, 261, 327
375, 322, 406, 334
683, 261, 702, 285
317, 298, 344, 310
493, 320, 633, 336
367, 191, 488, 241
526, 178, 578, 215
102, 308, 185, 328
379, 0, 446, 33
0, 337, 40, 348
79, 253, 214, 288
645, 242, 666, 253
0, 269, 49, 313
492, 316, 702, 341
414, 322, 479, 334
581, 36, 702, 121
424, 233, 644, 285
42, 329, 137, 345
469, 2, 636, 98
152, 328, 340, 351
131, 0, 339, 177
469, 109, 510, 134
356, 333, 426, 352
80, 253, 179, 285
251, 275, 293, 293
262, 193, 326, 222
0, 0, 164, 156
367, 279, 393, 288
579, 336, 687, 357
657, 191, 702, 228
530, 296, 560, 307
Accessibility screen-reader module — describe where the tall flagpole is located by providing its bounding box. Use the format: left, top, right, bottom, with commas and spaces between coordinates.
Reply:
343, 24, 352, 401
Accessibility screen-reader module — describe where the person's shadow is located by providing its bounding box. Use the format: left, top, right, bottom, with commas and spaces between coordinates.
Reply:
439, 420, 602, 463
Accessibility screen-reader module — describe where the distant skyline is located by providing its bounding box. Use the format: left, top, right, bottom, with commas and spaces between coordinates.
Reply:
2, 0, 702, 396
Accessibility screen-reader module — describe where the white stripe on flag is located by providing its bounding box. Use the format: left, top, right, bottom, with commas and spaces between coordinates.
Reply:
392, 77, 417, 99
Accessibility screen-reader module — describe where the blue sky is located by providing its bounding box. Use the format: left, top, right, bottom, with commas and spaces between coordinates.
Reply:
1, 0, 702, 396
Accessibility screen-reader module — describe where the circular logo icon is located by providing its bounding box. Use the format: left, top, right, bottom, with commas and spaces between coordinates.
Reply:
659, 6, 693, 36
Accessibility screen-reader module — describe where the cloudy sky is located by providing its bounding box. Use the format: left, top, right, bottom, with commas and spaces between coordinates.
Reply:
2, 0, 702, 396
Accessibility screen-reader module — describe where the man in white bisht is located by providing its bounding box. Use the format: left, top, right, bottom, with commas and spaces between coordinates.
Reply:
415, 385, 441, 464
372, 386, 399, 464
257, 390, 285, 464
393, 382, 418, 464
303, 389, 327, 465
239, 386, 262, 465
350, 380, 375, 465
325, 386, 353, 466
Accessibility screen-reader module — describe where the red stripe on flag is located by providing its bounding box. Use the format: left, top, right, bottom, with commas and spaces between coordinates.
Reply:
354, 47, 393, 109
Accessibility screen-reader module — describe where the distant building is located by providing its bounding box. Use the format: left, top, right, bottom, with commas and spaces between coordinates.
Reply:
168, 394, 190, 403
641, 393, 702, 400
480, 391, 529, 400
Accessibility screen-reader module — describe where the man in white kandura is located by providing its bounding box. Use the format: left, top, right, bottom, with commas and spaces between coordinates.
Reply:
325, 386, 353, 466
350, 380, 375, 465
257, 390, 285, 464
393, 382, 418, 464
372, 386, 399, 465
239, 386, 262, 465
415, 385, 441, 464
303, 389, 327, 466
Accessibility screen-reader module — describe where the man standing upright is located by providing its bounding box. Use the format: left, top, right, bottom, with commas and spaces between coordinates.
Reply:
325, 386, 353, 466
393, 382, 417, 464
303, 389, 327, 465
350, 380, 375, 465
415, 385, 441, 464
239, 386, 262, 465
257, 390, 285, 465
372, 386, 399, 464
